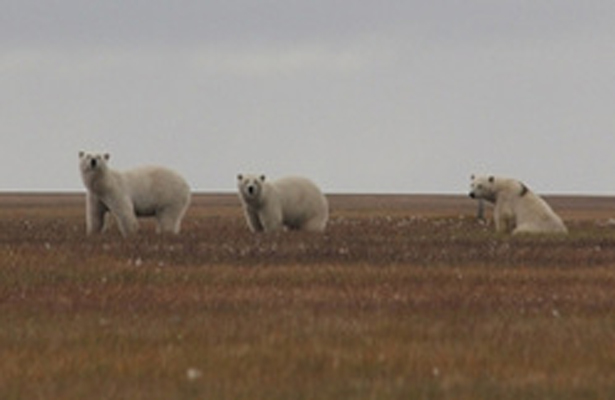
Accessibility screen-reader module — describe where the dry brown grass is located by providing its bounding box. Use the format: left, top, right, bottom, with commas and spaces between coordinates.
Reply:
1, 193, 615, 399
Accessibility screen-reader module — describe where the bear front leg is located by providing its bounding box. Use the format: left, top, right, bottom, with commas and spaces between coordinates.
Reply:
494, 202, 515, 234
494, 214, 505, 233
495, 213, 516, 234
86, 194, 107, 235
115, 211, 139, 237
107, 196, 139, 237
242, 207, 264, 232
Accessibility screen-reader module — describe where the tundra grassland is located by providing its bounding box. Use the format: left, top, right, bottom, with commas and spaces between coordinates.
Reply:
2, 193, 615, 399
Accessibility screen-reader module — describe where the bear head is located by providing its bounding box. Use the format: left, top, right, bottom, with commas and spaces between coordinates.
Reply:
469, 175, 497, 203
79, 151, 110, 177
470, 174, 530, 202
237, 174, 266, 205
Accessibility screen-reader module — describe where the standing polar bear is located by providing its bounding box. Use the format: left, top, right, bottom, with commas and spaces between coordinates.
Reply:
79, 151, 191, 237
237, 174, 329, 233
469, 175, 567, 235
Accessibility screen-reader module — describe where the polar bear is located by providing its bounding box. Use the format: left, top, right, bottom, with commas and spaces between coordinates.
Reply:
79, 151, 191, 236
237, 174, 329, 233
469, 175, 567, 235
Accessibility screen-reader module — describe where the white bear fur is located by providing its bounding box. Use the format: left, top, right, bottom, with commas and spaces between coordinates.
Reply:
237, 174, 329, 233
79, 151, 190, 236
469, 175, 567, 235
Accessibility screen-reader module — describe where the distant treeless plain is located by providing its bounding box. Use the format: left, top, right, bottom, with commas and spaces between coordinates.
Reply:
1, 193, 615, 399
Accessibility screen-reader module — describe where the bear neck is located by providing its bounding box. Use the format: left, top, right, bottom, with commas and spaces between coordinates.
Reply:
238, 188, 260, 207
482, 192, 497, 203
83, 168, 112, 193
243, 196, 260, 208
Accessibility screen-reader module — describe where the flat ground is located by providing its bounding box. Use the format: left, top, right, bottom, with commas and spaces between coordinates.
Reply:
2, 193, 615, 399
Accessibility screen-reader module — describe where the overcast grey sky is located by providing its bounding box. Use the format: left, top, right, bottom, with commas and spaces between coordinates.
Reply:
2, 1, 614, 193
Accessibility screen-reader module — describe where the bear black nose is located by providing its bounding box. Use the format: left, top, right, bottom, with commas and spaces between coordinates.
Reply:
248, 186, 255, 195
469, 192, 475, 199
90, 158, 97, 168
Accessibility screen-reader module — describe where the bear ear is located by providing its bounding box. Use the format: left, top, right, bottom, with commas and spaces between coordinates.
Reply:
488, 176, 495, 183
260, 175, 266, 182
470, 174, 475, 180
79, 151, 85, 159
237, 174, 243, 181
103, 153, 110, 161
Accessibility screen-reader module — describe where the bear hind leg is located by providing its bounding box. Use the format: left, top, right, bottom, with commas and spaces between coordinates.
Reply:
260, 209, 283, 233
156, 204, 188, 234
156, 214, 181, 234
301, 216, 327, 232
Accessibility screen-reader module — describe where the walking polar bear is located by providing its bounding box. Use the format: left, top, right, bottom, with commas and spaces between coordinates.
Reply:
237, 174, 329, 233
469, 175, 567, 235
79, 151, 190, 236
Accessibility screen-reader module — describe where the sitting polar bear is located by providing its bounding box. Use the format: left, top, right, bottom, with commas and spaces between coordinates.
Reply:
79, 151, 191, 236
237, 174, 329, 233
469, 175, 567, 235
